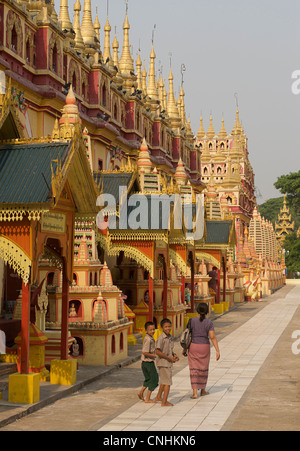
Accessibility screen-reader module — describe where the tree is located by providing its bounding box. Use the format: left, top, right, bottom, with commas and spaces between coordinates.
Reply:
258, 197, 284, 227
283, 232, 300, 274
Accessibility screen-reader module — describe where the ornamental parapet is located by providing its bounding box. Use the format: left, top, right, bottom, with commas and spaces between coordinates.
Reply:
46, 317, 131, 331
55, 285, 121, 293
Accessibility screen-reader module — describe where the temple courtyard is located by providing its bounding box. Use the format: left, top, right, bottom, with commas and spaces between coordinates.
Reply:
0, 283, 299, 432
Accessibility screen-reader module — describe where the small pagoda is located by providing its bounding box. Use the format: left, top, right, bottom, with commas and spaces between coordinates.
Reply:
275, 196, 295, 245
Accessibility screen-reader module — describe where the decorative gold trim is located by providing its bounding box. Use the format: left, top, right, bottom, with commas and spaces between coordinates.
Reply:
109, 230, 168, 243
0, 236, 31, 285
94, 230, 154, 277
108, 244, 154, 279
195, 251, 220, 269
0, 206, 49, 222
169, 248, 187, 276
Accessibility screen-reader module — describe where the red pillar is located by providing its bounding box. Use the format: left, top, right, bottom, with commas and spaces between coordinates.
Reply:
191, 263, 195, 313
217, 269, 221, 304
181, 275, 185, 304
61, 258, 69, 360
20, 281, 30, 374
222, 257, 226, 303
148, 275, 154, 322
163, 265, 168, 319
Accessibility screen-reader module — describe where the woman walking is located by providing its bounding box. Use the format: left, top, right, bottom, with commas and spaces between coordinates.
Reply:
185, 303, 220, 399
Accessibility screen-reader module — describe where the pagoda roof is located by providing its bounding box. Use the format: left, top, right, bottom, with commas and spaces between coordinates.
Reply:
0, 135, 99, 214
94, 172, 137, 204
205, 220, 236, 246
0, 141, 69, 204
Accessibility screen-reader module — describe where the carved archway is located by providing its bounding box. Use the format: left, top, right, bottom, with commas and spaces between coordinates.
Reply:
107, 244, 154, 278
6, 11, 23, 58
169, 248, 187, 276
195, 251, 221, 269
0, 236, 31, 285
49, 33, 62, 77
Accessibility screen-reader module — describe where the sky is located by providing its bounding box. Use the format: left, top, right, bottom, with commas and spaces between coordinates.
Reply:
55, 0, 300, 203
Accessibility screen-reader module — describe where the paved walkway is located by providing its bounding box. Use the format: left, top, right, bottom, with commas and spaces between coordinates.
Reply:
1, 285, 299, 431
98, 285, 300, 432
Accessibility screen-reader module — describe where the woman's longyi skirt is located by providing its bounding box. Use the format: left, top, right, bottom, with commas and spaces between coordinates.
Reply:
188, 343, 211, 390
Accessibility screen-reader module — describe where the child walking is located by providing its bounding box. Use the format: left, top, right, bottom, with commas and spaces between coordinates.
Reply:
138, 321, 159, 403
155, 318, 179, 407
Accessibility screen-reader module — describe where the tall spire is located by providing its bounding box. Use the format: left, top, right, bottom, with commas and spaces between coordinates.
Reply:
112, 33, 119, 69
136, 52, 143, 91
73, 0, 85, 50
142, 63, 147, 95
147, 43, 159, 110
201, 139, 211, 163
103, 17, 114, 72
218, 117, 228, 139
232, 108, 243, 135
58, 0, 73, 31
230, 127, 243, 158
119, 8, 136, 89
167, 67, 180, 126
179, 84, 187, 124
112, 33, 122, 85
206, 115, 216, 139
197, 117, 205, 139
94, 8, 101, 43
81, 0, 97, 50
158, 74, 165, 109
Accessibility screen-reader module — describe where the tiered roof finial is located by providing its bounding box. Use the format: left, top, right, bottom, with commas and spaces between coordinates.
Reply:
158, 74, 166, 111
142, 63, 148, 95
81, 0, 97, 51
136, 52, 143, 91
103, 17, 114, 72
119, 7, 137, 89
218, 117, 228, 139
197, 117, 205, 139
230, 127, 243, 158
174, 157, 187, 186
112, 32, 123, 85
167, 67, 180, 125
232, 108, 243, 135
58, 85, 82, 138
206, 115, 216, 139
94, 7, 101, 42
179, 84, 187, 125
58, 0, 73, 31
147, 43, 159, 110
73, 0, 85, 50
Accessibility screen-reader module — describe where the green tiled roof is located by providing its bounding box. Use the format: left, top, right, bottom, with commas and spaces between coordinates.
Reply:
205, 221, 233, 244
94, 172, 135, 204
0, 142, 69, 204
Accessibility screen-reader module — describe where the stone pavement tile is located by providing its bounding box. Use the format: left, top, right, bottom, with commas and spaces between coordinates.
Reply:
196, 425, 220, 431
